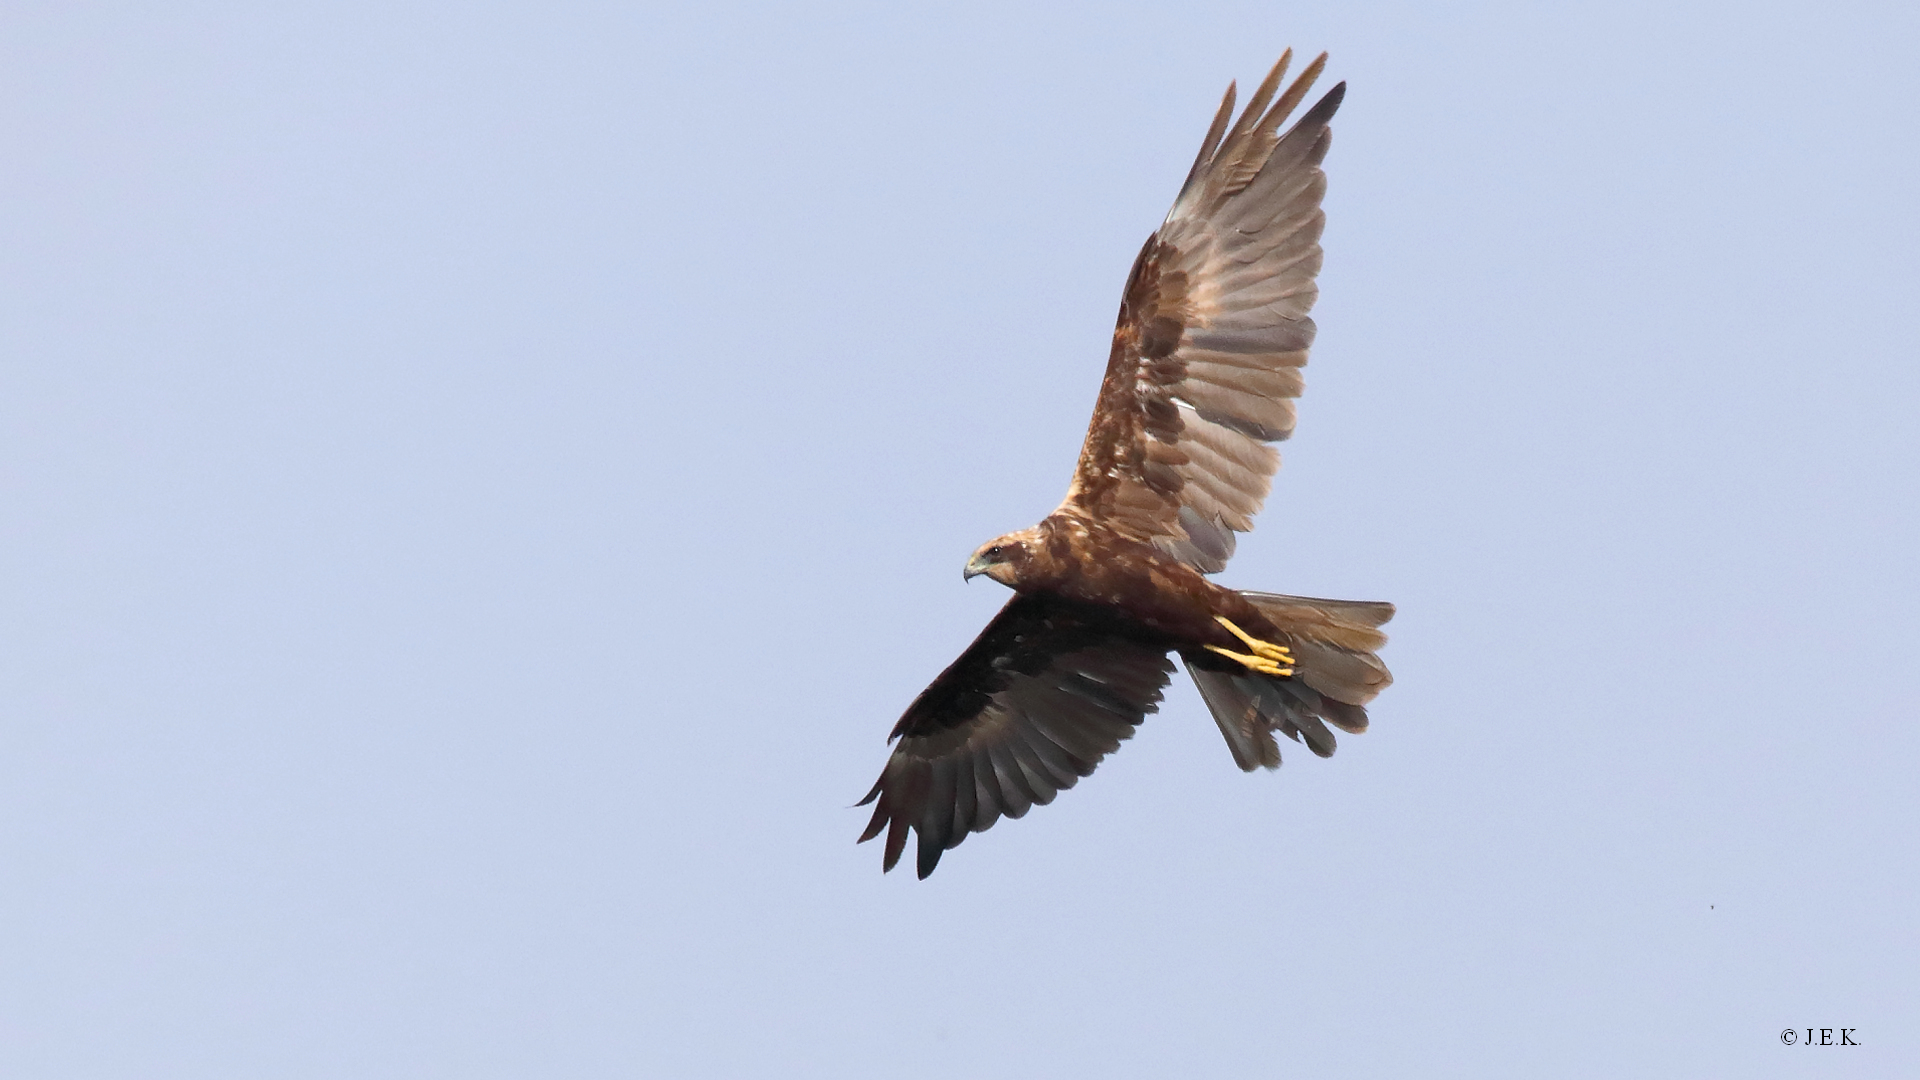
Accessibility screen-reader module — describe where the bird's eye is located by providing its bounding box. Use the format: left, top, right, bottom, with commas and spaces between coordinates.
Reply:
988, 545, 1004, 558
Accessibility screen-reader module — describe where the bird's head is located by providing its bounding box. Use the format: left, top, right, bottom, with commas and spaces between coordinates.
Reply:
964, 528, 1042, 588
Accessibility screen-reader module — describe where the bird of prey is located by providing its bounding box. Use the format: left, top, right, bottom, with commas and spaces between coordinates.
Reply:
858, 50, 1393, 878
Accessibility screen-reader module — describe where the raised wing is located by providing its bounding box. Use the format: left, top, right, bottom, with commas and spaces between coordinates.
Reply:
1062, 52, 1343, 573
857, 595, 1173, 878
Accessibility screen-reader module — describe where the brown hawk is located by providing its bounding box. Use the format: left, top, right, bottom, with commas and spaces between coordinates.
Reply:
860, 51, 1393, 877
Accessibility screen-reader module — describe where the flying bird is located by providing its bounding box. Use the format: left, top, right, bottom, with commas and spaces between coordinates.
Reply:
859, 50, 1393, 878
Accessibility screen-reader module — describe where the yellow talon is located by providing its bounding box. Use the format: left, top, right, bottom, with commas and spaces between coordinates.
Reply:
1213, 616, 1296, 666
1203, 643, 1294, 677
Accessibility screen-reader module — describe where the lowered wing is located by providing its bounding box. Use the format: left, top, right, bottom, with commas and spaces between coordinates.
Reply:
858, 595, 1173, 877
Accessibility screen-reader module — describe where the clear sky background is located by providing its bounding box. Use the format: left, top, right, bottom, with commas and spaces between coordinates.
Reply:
3, 2, 1915, 1077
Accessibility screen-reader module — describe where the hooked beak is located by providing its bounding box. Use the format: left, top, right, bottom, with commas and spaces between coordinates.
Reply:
963, 553, 991, 581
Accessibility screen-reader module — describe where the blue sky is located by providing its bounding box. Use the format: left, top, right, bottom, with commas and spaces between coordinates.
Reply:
3, 2, 1915, 1076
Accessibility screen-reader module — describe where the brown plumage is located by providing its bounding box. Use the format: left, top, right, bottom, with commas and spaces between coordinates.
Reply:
859, 51, 1393, 878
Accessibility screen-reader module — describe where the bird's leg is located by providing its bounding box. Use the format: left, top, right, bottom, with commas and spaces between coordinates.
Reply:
1203, 616, 1296, 677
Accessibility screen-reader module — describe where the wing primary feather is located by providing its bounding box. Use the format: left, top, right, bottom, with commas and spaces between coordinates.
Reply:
1179, 82, 1238, 199
1261, 51, 1328, 135
891, 760, 934, 870
882, 806, 910, 872
1288, 83, 1346, 148
915, 831, 944, 879
919, 759, 957, 853
1224, 50, 1291, 150
857, 792, 889, 844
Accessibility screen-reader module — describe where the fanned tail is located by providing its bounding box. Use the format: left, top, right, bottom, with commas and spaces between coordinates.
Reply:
1182, 591, 1393, 771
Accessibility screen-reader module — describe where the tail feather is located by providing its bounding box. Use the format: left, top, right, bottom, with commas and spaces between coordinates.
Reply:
1183, 591, 1393, 771
1240, 591, 1393, 705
